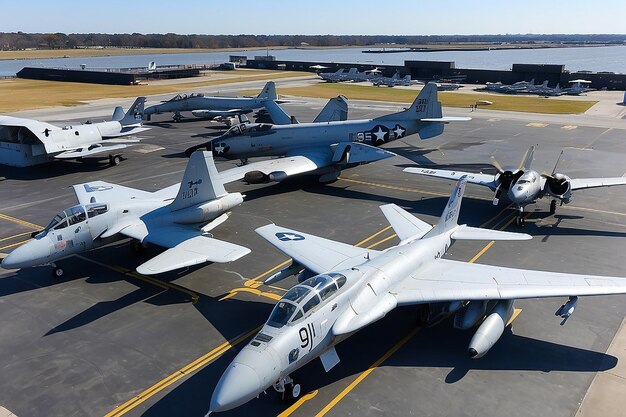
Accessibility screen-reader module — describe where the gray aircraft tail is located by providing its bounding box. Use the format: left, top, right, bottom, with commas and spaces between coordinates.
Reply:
257, 81, 278, 100
427, 177, 467, 237
376, 82, 441, 122
313, 95, 348, 123
116, 97, 146, 126
169, 151, 227, 211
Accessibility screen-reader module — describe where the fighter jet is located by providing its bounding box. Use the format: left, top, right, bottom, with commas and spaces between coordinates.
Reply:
372, 71, 417, 87
208, 178, 626, 413
187, 83, 470, 185
142, 81, 278, 123
404, 145, 626, 226
0, 151, 250, 277
0, 97, 147, 166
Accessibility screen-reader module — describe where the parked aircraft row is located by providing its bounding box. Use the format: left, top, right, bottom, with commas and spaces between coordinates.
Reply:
482, 79, 592, 97
318, 67, 420, 87
1, 80, 626, 415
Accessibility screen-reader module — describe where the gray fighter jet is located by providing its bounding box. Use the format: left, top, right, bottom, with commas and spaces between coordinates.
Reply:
142, 81, 278, 123
0, 152, 249, 277
188, 83, 470, 185
208, 178, 626, 412
404, 145, 626, 226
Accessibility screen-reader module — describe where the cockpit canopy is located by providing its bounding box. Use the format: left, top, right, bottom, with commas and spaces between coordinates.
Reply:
267, 272, 348, 328
42, 203, 108, 235
224, 123, 271, 138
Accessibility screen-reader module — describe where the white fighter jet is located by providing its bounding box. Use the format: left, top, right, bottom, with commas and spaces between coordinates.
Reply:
208, 177, 626, 413
404, 145, 626, 226
0, 97, 148, 166
0, 152, 250, 277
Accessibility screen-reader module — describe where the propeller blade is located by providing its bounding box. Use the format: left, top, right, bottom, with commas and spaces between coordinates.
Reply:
551, 150, 565, 175
490, 155, 504, 173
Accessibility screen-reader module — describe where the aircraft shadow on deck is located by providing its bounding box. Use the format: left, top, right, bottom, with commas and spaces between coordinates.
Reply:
0, 160, 113, 181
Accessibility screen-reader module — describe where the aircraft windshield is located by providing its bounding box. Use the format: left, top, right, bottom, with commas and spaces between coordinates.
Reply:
44, 205, 86, 233
267, 301, 298, 328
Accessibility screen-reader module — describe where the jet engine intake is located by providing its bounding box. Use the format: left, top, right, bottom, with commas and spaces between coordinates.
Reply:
545, 173, 572, 200
244, 170, 270, 184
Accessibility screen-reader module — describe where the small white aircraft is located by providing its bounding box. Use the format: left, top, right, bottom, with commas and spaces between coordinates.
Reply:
0, 97, 148, 166
208, 177, 626, 412
404, 145, 626, 226
1, 151, 250, 277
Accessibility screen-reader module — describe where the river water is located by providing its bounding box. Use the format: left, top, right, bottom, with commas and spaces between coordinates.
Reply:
0, 45, 624, 76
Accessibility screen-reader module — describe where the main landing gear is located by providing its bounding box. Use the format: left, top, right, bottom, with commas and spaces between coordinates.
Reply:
173, 112, 183, 123
109, 154, 122, 167
549, 199, 557, 215
274, 375, 301, 403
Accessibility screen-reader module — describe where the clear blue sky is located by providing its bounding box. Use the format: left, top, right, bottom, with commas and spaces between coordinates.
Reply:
2, 0, 625, 35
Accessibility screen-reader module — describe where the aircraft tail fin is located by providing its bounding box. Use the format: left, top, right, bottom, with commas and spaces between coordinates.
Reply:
112, 106, 125, 121
380, 204, 432, 242
169, 151, 227, 211
263, 100, 293, 125
313, 95, 348, 123
119, 97, 146, 126
257, 81, 278, 100
518, 145, 536, 171
427, 177, 467, 236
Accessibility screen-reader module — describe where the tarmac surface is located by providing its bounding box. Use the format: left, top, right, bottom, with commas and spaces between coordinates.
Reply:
0, 82, 625, 417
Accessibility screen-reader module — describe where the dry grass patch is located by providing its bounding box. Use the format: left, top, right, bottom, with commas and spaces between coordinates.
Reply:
275, 83, 597, 114
0, 71, 310, 113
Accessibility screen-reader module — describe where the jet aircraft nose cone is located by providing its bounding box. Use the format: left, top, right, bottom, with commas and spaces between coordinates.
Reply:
1, 238, 50, 270
210, 363, 262, 412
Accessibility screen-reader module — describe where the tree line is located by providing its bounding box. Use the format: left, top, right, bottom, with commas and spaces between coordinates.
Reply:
0, 32, 624, 50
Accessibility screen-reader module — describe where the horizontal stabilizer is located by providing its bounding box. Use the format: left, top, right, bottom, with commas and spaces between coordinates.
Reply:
451, 225, 531, 241
379, 204, 431, 242
136, 235, 250, 275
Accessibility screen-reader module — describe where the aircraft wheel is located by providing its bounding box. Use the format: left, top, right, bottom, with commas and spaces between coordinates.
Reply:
515, 216, 525, 227
287, 382, 302, 403
52, 267, 64, 278
109, 155, 122, 166
550, 200, 557, 214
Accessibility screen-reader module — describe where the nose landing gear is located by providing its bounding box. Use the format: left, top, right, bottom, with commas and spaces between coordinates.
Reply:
274, 375, 302, 403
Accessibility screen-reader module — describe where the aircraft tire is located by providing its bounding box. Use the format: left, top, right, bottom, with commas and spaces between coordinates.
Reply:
53, 267, 64, 278
288, 383, 302, 403
110, 155, 122, 166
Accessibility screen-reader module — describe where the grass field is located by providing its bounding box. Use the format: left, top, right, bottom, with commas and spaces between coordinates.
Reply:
0, 70, 310, 113
274, 83, 598, 114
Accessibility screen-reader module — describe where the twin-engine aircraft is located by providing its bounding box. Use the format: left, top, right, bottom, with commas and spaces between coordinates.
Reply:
142, 81, 278, 124
191, 82, 470, 185
0, 97, 147, 166
0, 152, 250, 277
404, 145, 626, 226
208, 177, 626, 413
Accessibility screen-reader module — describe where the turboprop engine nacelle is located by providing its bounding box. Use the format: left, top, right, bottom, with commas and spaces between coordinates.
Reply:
467, 299, 515, 358
545, 173, 572, 201
170, 193, 243, 224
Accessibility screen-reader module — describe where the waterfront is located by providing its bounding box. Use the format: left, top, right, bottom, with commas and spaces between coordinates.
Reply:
0, 45, 624, 77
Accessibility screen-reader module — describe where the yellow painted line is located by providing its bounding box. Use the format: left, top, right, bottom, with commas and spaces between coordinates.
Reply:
0, 239, 30, 251
245, 259, 291, 286
562, 205, 626, 218
354, 226, 392, 247
219, 287, 282, 301
315, 326, 422, 417
366, 234, 397, 249
278, 390, 319, 417
507, 308, 523, 326
468, 241, 495, 263
339, 177, 449, 198
105, 326, 262, 417
0, 231, 33, 242
75, 255, 199, 303
0, 213, 43, 230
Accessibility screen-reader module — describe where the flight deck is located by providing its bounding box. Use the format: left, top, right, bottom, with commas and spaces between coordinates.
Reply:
0, 84, 625, 417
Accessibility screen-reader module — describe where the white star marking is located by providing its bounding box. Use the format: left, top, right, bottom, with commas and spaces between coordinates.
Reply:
283, 234, 300, 240
214, 144, 226, 154
393, 125, 406, 138
372, 127, 387, 142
